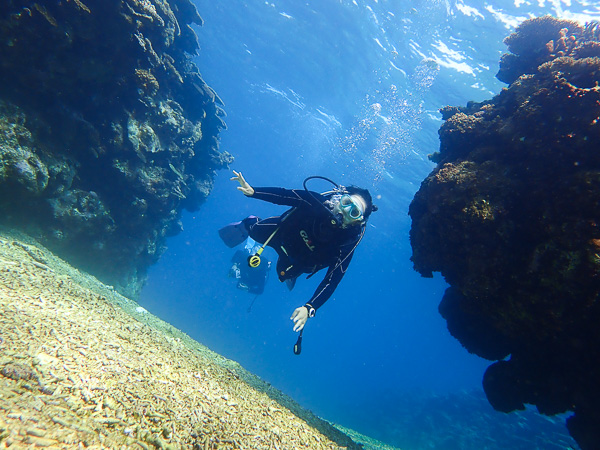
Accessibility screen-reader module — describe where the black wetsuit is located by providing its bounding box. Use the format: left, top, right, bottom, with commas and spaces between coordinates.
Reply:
243, 187, 364, 312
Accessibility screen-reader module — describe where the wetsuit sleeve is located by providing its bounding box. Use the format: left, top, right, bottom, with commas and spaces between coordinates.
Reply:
307, 247, 355, 311
250, 187, 323, 208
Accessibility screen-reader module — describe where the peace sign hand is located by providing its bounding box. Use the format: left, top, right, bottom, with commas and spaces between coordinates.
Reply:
231, 170, 255, 196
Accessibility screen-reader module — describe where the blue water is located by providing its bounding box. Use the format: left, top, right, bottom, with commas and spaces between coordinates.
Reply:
140, 1, 600, 448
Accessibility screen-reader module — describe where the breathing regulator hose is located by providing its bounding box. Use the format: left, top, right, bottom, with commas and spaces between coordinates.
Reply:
248, 176, 340, 268
247, 227, 279, 268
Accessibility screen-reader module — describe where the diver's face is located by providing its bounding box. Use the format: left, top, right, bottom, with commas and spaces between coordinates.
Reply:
335, 194, 366, 226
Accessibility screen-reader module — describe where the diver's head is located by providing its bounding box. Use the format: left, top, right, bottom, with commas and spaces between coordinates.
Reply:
332, 185, 376, 227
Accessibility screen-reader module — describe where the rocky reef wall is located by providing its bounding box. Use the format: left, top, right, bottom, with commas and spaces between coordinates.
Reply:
0, 0, 231, 298
409, 17, 600, 449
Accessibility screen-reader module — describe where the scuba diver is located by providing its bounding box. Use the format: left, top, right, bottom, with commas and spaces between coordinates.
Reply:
229, 238, 271, 295
219, 170, 377, 336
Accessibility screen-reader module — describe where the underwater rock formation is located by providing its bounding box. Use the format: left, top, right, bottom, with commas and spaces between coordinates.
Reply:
0, 0, 232, 297
409, 16, 600, 449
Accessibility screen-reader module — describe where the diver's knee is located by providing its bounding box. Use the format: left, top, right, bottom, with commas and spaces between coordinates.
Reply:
242, 215, 260, 231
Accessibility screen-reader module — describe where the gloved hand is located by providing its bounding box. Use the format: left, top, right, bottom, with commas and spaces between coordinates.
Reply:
231, 170, 254, 196
291, 306, 308, 332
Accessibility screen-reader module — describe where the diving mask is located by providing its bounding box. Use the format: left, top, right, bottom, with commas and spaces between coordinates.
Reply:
339, 194, 364, 222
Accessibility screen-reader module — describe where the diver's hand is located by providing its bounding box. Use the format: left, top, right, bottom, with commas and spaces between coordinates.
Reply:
231, 170, 254, 196
291, 306, 308, 332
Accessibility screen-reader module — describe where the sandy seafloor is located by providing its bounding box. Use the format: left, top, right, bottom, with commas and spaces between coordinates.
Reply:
0, 227, 396, 449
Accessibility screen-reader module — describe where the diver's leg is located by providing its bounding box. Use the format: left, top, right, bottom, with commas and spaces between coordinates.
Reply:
219, 215, 282, 248
246, 216, 281, 245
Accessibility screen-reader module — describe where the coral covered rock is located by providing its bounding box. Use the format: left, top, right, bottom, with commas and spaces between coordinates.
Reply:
0, 0, 232, 297
409, 16, 600, 450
